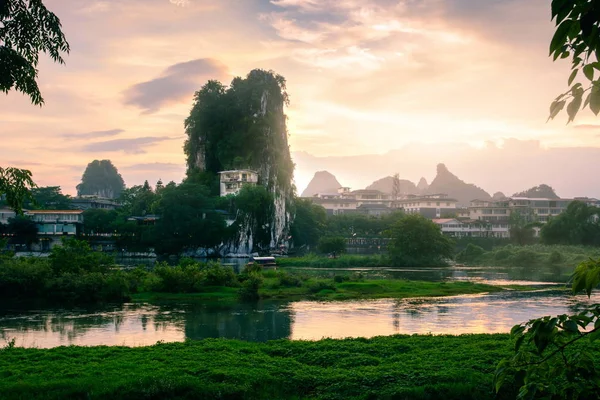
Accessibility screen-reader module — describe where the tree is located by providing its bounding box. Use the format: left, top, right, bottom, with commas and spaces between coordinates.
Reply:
49, 238, 113, 275
541, 200, 600, 245
76, 160, 125, 199
289, 199, 327, 249
0, 166, 36, 214
118, 182, 157, 217
0, 0, 70, 105
317, 236, 346, 257
548, 0, 600, 122
509, 210, 538, 246
82, 209, 118, 235
6, 215, 38, 249
386, 215, 454, 267
27, 186, 72, 210
152, 182, 227, 254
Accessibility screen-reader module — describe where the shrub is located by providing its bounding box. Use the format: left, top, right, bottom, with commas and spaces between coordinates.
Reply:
456, 244, 486, 264
510, 249, 538, 267
317, 237, 346, 256
201, 262, 237, 287
308, 281, 336, 294
239, 274, 263, 301
494, 249, 512, 261
277, 272, 303, 287
548, 250, 563, 264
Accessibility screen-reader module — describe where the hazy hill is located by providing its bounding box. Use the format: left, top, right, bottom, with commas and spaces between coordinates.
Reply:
417, 177, 429, 193
493, 192, 508, 201
425, 163, 492, 206
301, 171, 342, 197
366, 176, 418, 195
513, 184, 559, 199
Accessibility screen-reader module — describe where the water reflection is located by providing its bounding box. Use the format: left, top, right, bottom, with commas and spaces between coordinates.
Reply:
1, 290, 599, 348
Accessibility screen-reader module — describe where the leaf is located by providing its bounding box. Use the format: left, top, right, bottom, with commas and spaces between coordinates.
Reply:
548, 100, 566, 120
568, 69, 579, 85
515, 334, 525, 352
583, 64, 595, 81
589, 328, 600, 342
563, 319, 580, 333
566, 94, 583, 123
590, 83, 600, 116
549, 19, 573, 56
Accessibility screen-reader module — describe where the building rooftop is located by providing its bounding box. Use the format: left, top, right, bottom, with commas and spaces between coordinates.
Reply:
397, 196, 458, 203
351, 189, 385, 195
27, 210, 84, 214
432, 218, 459, 224
218, 169, 258, 174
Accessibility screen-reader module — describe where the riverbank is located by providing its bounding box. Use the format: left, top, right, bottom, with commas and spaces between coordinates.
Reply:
0, 334, 516, 400
131, 279, 509, 302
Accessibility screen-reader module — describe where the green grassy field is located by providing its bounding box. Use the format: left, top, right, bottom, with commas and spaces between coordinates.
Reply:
0, 334, 518, 400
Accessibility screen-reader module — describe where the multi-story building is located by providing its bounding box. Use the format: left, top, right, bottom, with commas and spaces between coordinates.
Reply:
218, 170, 259, 197
469, 197, 578, 224
432, 218, 510, 238
72, 196, 120, 210
393, 194, 458, 218
25, 210, 84, 251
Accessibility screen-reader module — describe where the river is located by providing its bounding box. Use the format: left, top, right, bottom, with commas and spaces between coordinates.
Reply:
1, 264, 597, 348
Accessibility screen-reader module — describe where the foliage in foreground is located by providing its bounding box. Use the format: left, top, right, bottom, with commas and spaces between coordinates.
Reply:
0, 334, 519, 400
495, 258, 600, 399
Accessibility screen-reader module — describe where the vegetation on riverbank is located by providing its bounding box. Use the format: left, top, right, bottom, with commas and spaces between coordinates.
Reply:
456, 243, 600, 268
0, 334, 523, 400
277, 254, 389, 268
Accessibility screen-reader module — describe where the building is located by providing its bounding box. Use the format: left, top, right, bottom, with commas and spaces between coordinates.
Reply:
72, 196, 120, 211
0, 208, 16, 225
25, 210, 84, 251
218, 170, 259, 197
394, 194, 458, 218
469, 197, 577, 224
308, 189, 392, 215
432, 218, 510, 238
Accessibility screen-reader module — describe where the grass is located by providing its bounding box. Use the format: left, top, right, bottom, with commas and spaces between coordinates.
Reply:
277, 254, 390, 268
0, 334, 520, 399
457, 244, 600, 268
260, 277, 503, 300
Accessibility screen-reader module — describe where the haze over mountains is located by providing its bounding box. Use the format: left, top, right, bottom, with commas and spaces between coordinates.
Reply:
293, 138, 600, 200
303, 162, 566, 207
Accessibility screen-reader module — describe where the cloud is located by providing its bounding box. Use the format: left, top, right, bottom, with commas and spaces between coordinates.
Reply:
62, 129, 124, 140
123, 58, 228, 113
121, 162, 184, 171
574, 124, 600, 130
80, 137, 175, 154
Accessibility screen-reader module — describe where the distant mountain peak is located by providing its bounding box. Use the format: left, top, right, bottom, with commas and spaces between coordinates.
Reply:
366, 176, 418, 195
301, 171, 342, 197
425, 164, 491, 206
417, 177, 429, 192
512, 184, 559, 199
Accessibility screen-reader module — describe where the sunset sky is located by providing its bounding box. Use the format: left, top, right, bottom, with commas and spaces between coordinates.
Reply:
2, 0, 599, 195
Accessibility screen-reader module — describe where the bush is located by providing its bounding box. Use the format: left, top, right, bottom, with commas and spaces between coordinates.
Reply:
317, 237, 346, 256
201, 262, 237, 287
510, 249, 538, 267
548, 250, 563, 264
494, 249, 512, 261
277, 272, 303, 287
239, 274, 263, 301
308, 281, 336, 294
456, 244, 485, 264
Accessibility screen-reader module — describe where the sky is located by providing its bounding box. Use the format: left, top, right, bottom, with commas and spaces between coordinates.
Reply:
2, 0, 599, 196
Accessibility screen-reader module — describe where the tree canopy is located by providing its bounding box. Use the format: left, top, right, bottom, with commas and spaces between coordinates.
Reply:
0, 166, 36, 214
541, 200, 600, 245
548, 0, 600, 121
512, 184, 559, 199
27, 186, 72, 210
0, 0, 70, 105
76, 160, 125, 199
386, 214, 454, 267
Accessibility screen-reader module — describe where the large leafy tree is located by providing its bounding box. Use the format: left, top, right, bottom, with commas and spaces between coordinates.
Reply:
289, 198, 327, 249
0, 166, 36, 214
0, 0, 70, 105
386, 214, 454, 267
548, 0, 600, 121
541, 201, 600, 245
152, 182, 227, 255
76, 160, 125, 199
27, 186, 72, 210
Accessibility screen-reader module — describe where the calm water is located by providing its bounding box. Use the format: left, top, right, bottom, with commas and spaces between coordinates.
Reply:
1, 265, 596, 348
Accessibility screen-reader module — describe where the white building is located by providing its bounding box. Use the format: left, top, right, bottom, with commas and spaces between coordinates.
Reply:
26, 210, 84, 251
432, 218, 510, 238
218, 170, 259, 197
394, 194, 458, 218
